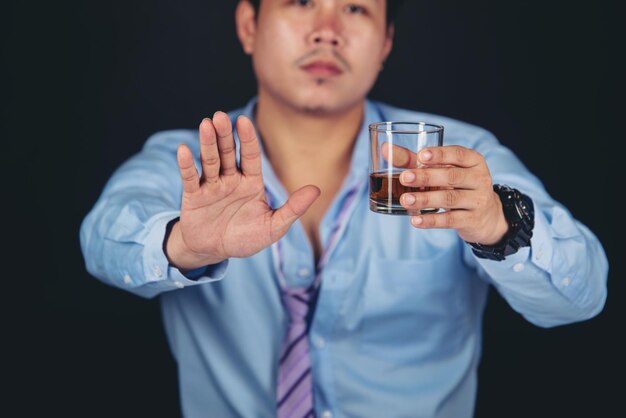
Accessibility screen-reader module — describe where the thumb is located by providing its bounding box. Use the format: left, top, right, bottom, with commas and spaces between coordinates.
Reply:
270, 185, 321, 241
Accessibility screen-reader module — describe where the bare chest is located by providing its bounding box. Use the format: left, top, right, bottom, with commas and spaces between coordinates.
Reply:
299, 198, 329, 267
281, 169, 348, 266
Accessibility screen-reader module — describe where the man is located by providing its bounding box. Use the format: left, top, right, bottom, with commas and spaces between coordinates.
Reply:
80, 1, 608, 417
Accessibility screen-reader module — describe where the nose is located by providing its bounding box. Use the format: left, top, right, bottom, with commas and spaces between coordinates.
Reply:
307, 10, 344, 47
311, 32, 340, 46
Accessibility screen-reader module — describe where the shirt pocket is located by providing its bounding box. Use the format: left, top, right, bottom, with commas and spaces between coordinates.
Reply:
358, 244, 471, 363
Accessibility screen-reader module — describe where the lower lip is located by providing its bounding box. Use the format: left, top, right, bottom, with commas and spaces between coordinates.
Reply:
301, 64, 342, 77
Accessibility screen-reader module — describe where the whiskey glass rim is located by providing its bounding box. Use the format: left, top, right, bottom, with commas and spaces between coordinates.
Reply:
368, 121, 444, 134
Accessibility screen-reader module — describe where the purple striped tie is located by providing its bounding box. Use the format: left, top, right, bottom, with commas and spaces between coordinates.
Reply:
276, 285, 316, 418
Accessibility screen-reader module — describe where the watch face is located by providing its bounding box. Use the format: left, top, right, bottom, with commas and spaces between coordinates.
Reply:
519, 193, 535, 220
500, 190, 523, 223
513, 195, 526, 219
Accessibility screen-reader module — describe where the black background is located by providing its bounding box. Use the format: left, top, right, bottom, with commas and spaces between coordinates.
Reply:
3, 0, 623, 417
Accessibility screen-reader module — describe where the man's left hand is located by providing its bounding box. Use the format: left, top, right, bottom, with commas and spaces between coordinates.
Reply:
397, 145, 509, 245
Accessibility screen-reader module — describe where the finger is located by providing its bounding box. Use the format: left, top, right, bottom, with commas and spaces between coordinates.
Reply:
270, 185, 321, 241
399, 166, 477, 189
381, 142, 419, 168
418, 145, 482, 168
199, 118, 220, 183
213, 111, 238, 176
177, 144, 200, 194
236, 115, 262, 177
410, 209, 470, 229
400, 189, 480, 211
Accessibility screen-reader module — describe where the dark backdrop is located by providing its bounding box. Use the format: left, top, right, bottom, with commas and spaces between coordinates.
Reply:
3, 0, 622, 417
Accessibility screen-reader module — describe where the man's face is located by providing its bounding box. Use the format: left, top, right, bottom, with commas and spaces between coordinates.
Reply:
237, 0, 393, 115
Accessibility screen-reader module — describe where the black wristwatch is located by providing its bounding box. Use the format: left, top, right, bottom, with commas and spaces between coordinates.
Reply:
468, 184, 535, 261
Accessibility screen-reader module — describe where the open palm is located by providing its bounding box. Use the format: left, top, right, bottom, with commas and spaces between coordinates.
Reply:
166, 112, 320, 270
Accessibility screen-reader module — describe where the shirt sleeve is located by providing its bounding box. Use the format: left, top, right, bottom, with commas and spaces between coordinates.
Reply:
466, 131, 608, 328
79, 130, 228, 299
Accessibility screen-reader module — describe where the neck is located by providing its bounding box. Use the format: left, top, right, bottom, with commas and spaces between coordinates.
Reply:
254, 91, 364, 190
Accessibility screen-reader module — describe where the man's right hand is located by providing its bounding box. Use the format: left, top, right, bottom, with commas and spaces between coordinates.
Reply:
165, 112, 320, 271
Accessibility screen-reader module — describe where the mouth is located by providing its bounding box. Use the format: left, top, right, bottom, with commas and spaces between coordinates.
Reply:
300, 60, 344, 77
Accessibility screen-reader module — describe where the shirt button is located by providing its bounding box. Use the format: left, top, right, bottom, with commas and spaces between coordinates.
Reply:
153, 265, 163, 278
123, 274, 132, 285
314, 337, 326, 349
297, 267, 311, 278
561, 277, 571, 287
513, 263, 525, 272
174, 281, 184, 289
320, 411, 332, 418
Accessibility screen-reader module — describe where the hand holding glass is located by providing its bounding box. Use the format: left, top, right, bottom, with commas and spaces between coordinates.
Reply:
369, 122, 444, 215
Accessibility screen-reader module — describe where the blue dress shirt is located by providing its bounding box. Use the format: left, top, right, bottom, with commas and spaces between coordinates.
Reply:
80, 98, 608, 418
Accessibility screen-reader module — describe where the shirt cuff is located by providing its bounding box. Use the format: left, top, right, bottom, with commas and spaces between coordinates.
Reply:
472, 245, 532, 281
528, 207, 555, 273
142, 212, 229, 290
472, 202, 556, 277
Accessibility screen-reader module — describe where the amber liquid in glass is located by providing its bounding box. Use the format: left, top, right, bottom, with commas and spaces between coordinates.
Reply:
369, 171, 439, 215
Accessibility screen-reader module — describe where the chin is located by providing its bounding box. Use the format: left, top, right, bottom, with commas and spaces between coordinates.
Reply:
264, 79, 366, 116
299, 103, 335, 115
294, 92, 360, 116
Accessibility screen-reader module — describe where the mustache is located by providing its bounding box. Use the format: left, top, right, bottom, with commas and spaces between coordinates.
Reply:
294, 48, 351, 72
